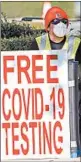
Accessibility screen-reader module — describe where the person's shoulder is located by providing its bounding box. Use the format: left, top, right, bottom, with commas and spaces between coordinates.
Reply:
74, 36, 81, 47
68, 34, 81, 42
29, 38, 38, 50
75, 38, 81, 64
29, 33, 47, 50
67, 35, 81, 47
74, 36, 81, 42
36, 33, 47, 41
31, 38, 37, 44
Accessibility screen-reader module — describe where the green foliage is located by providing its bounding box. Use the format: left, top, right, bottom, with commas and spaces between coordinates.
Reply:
1, 21, 34, 38
1, 17, 45, 51
1, 12, 7, 23
1, 36, 33, 51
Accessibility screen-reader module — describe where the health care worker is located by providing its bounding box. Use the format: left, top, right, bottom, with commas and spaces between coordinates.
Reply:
30, 6, 81, 141
30, 6, 81, 62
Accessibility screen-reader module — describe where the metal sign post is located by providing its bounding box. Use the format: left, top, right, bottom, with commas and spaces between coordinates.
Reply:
68, 60, 81, 157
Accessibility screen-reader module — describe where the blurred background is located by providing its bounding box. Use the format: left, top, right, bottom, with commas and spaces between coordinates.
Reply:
1, 1, 81, 51
1, 1, 80, 18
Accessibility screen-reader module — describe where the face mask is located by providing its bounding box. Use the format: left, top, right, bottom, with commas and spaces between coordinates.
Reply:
53, 22, 68, 37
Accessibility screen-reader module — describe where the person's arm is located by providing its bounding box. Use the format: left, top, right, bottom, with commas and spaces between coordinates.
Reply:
75, 42, 81, 134
29, 38, 39, 50
75, 41, 81, 64
75, 41, 81, 79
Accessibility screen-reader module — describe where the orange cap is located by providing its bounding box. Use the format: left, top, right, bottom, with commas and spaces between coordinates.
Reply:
45, 6, 69, 30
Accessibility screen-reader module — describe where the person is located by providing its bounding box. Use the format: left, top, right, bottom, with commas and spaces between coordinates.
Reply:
30, 6, 81, 147
30, 6, 81, 65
